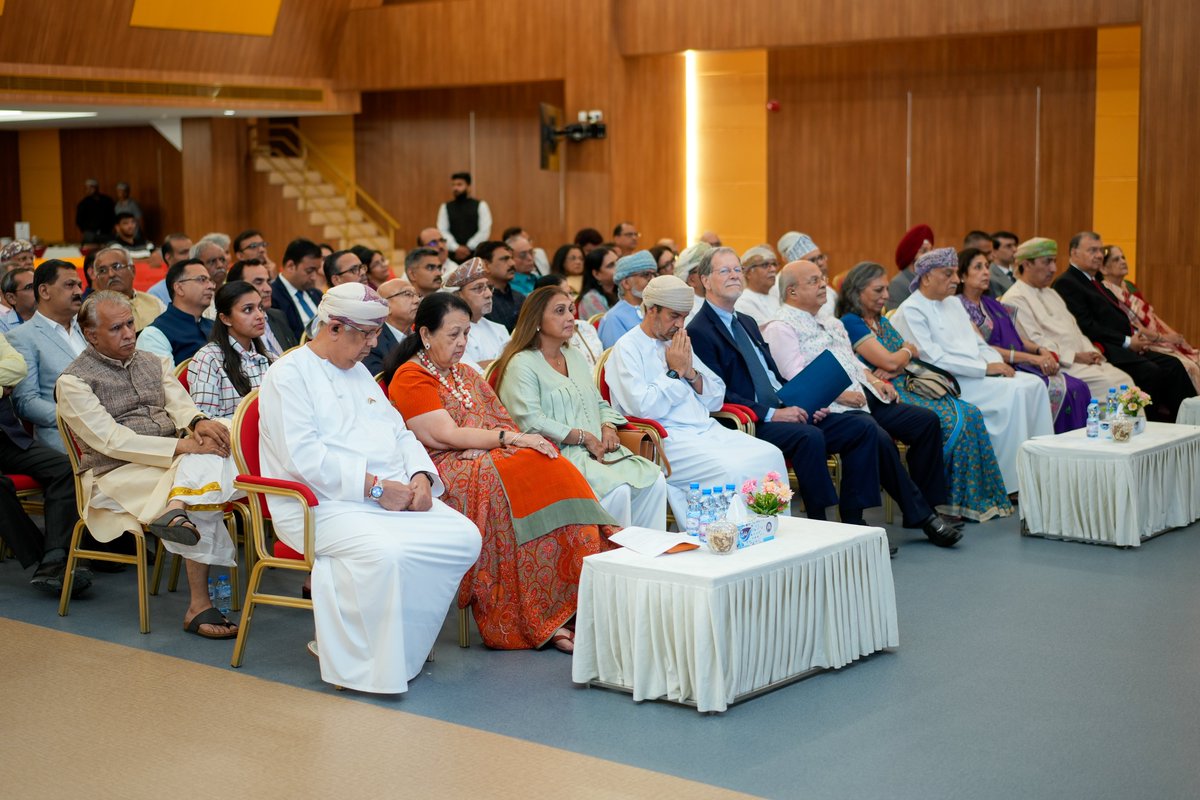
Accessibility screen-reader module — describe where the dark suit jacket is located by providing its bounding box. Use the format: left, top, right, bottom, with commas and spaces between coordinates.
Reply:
687, 301, 784, 421
1052, 266, 1136, 363
270, 277, 323, 338
361, 324, 400, 376
266, 308, 299, 353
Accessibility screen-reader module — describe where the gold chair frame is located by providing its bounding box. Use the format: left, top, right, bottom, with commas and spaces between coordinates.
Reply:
229, 390, 316, 668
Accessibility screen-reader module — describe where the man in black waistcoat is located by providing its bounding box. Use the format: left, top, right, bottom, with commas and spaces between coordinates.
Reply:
436, 172, 492, 262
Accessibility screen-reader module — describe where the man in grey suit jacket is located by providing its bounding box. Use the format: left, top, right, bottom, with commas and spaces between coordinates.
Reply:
988, 230, 1019, 297
7, 260, 88, 451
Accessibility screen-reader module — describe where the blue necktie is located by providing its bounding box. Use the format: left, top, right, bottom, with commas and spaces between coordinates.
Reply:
730, 318, 781, 408
295, 289, 314, 319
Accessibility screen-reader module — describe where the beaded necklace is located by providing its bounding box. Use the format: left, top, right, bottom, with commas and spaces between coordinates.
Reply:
418, 350, 474, 409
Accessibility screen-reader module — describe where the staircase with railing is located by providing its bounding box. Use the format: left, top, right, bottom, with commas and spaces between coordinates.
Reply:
250, 121, 399, 257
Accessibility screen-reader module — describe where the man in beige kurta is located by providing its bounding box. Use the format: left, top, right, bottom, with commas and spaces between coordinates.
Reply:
56, 290, 241, 637
1000, 237, 1132, 400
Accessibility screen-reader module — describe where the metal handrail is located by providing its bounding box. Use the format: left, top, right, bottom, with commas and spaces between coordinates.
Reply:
255, 121, 398, 251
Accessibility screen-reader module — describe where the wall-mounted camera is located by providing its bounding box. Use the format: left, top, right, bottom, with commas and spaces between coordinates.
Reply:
540, 103, 607, 170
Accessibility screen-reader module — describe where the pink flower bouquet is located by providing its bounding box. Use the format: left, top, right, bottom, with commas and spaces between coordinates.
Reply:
740, 471, 793, 516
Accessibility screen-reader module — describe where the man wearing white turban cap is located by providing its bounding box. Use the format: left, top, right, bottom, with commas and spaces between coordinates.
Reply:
257, 281, 481, 694
604, 273, 788, 523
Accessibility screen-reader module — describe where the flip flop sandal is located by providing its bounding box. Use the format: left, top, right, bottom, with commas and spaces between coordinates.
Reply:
549, 629, 574, 654
184, 607, 238, 639
148, 509, 201, 546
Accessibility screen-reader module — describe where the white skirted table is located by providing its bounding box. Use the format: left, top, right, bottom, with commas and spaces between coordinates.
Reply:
1176, 397, 1200, 426
571, 518, 898, 713
1016, 422, 1200, 547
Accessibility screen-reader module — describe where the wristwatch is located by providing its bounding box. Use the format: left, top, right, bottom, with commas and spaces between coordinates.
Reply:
666, 368, 680, 380
369, 475, 384, 500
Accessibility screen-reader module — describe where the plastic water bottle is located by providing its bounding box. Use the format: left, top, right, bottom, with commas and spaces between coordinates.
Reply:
726, 483, 737, 503
1106, 387, 1118, 418
698, 488, 713, 542
685, 483, 702, 537
1118, 384, 1129, 415
1086, 400, 1100, 439
207, 577, 216, 605
712, 486, 725, 520
214, 574, 232, 616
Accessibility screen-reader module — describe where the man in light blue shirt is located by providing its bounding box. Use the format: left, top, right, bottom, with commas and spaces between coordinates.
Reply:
598, 250, 658, 349
147, 233, 193, 306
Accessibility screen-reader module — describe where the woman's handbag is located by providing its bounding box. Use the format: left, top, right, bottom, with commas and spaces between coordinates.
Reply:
613, 427, 670, 473
903, 358, 961, 400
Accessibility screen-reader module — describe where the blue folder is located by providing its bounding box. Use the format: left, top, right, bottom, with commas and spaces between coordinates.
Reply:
776, 349, 853, 414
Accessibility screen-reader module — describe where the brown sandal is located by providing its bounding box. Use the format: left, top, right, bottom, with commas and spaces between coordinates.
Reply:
549, 628, 574, 654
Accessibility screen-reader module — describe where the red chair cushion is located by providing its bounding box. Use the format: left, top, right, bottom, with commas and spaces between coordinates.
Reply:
6, 474, 41, 492
273, 540, 305, 560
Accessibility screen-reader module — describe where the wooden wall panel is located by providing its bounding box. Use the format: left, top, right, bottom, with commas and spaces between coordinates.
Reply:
910, 31, 1096, 257
766, 47, 909, 272
0, 131, 20, 238
337, 0, 566, 91
617, 0, 1139, 56
354, 82, 567, 250
245, 167, 330, 259
1137, 0, 1200, 347
0, 0, 352, 80
609, 54, 686, 248
768, 30, 1095, 278
181, 118, 247, 240
57, 126, 182, 244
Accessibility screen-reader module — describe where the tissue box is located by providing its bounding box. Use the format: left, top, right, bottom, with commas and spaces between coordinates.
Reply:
735, 515, 778, 549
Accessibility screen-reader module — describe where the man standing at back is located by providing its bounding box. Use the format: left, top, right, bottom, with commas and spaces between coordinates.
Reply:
75, 179, 115, 245
437, 172, 492, 263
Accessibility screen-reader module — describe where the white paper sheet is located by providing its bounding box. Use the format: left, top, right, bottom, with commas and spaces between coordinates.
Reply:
609, 526, 699, 557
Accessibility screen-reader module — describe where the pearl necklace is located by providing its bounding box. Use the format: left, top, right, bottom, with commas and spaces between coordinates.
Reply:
418, 350, 473, 409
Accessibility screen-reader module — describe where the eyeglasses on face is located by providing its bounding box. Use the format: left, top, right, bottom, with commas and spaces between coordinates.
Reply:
383, 290, 420, 301
94, 262, 132, 277
333, 263, 364, 277
176, 275, 214, 286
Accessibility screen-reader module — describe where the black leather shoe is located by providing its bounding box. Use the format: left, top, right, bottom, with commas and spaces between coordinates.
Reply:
889, 545, 898, 558
921, 514, 962, 548
940, 514, 965, 531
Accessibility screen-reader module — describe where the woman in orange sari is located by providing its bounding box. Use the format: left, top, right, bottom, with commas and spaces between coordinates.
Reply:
384, 293, 618, 653
1100, 245, 1200, 393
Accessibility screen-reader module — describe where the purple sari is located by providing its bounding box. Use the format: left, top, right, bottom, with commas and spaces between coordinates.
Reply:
960, 294, 1089, 433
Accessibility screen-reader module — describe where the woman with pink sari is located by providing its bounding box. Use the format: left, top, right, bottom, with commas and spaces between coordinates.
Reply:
1100, 246, 1200, 393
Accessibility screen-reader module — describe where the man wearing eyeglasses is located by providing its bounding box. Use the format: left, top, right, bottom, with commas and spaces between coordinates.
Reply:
91, 243, 165, 332
612, 222, 641, 257
362, 278, 420, 375
324, 251, 367, 289
137, 259, 214, 365
7, 260, 88, 452
733, 244, 782, 327
233, 229, 276, 280
598, 250, 658, 349
0, 267, 36, 333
